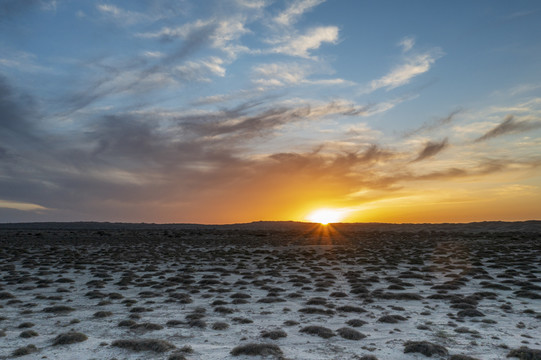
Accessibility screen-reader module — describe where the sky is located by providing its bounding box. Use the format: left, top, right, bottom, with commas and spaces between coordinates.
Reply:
1, 0, 540, 224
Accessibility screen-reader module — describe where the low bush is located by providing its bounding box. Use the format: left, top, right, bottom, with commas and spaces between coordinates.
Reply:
507, 346, 541, 359
212, 321, 230, 330
12, 344, 38, 357
261, 329, 287, 340
403, 341, 448, 357
52, 331, 88, 345
300, 325, 335, 339
337, 327, 366, 340
230, 343, 283, 357
112, 339, 175, 353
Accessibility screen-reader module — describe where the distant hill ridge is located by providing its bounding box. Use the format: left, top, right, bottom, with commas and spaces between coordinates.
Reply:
0, 220, 540, 232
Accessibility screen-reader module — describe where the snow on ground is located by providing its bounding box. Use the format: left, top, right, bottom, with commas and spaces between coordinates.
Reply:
0, 227, 540, 359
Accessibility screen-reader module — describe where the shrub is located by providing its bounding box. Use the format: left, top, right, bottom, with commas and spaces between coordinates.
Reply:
283, 320, 299, 326
346, 319, 367, 327
188, 319, 207, 328
0, 292, 15, 299
507, 346, 541, 359
377, 315, 407, 323
457, 309, 485, 317
230, 343, 283, 357
168, 353, 187, 360
43, 305, 75, 313
18, 322, 35, 328
298, 307, 335, 316
131, 322, 164, 331
300, 325, 335, 339
20, 330, 39, 338
179, 345, 193, 353
337, 305, 366, 313
214, 306, 235, 314
118, 319, 137, 327
232, 317, 253, 324
52, 331, 88, 345
257, 297, 286, 303
337, 327, 366, 340
404, 341, 448, 357
212, 321, 230, 330
112, 339, 175, 353
166, 320, 184, 327
230, 292, 251, 299
94, 311, 113, 318
306, 297, 327, 305
261, 329, 287, 340
12, 344, 38, 357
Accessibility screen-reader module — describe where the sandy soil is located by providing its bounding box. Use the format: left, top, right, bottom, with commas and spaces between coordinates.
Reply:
0, 225, 540, 359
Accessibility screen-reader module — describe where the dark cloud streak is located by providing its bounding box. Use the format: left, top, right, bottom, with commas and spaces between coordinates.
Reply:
412, 138, 448, 162
475, 114, 541, 142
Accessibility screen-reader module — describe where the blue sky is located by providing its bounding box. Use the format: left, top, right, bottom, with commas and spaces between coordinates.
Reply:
1, 0, 540, 223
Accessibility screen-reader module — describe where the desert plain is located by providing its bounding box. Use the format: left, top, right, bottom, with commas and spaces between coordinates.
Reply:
0, 221, 540, 359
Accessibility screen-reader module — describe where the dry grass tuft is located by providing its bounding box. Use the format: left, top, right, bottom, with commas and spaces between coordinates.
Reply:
212, 321, 230, 330
404, 341, 448, 357
52, 331, 88, 345
230, 343, 283, 357
20, 330, 38, 338
337, 327, 366, 340
300, 325, 335, 339
43, 305, 75, 313
507, 346, 541, 359
261, 329, 287, 340
377, 314, 407, 323
112, 339, 175, 353
12, 344, 38, 357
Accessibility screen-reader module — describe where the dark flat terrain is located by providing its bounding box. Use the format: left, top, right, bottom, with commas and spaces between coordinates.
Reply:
0, 223, 540, 359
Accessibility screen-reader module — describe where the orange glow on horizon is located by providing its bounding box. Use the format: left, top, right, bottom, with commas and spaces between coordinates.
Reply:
306, 208, 347, 225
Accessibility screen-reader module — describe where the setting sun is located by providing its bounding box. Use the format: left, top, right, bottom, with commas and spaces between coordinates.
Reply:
306, 208, 346, 225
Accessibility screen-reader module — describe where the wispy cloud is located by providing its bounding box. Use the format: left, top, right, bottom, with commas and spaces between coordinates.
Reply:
251, 61, 348, 88
274, 0, 325, 26
175, 57, 226, 82
0, 199, 49, 211
475, 114, 541, 142
404, 109, 462, 137
398, 36, 415, 52
412, 138, 448, 162
0, 50, 51, 73
137, 17, 250, 58
271, 26, 339, 58
96, 3, 154, 26
367, 48, 442, 92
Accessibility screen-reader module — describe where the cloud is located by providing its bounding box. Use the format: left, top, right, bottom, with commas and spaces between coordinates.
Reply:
137, 17, 249, 58
271, 26, 339, 58
398, 36, 415, 52
412, 138, 448, 162
404, 109, 462, 137
474, 114, 541, 142
174, 57, 226, 82
96, 3, 167, 26
0, 75, 42, 146
365, 46, 443, 93
0, 50, 52, 73
236, 0, 268, 9
252, 61, 350, 88
274, 0, 325, 26
0, 199, 48, 211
